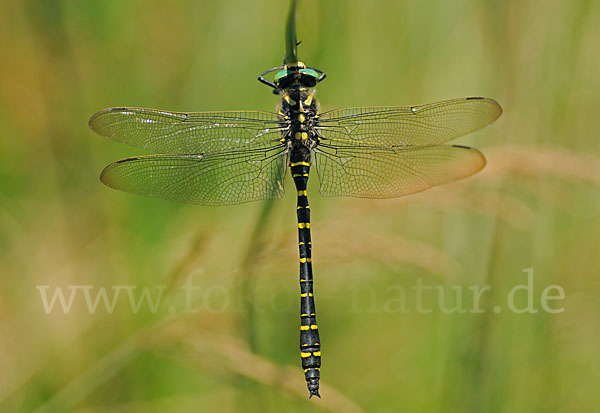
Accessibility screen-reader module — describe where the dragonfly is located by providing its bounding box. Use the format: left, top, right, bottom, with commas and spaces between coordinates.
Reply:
89, 4, 501, 399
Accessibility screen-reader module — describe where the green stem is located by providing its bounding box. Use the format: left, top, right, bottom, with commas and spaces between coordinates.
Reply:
284, 0, 299, 64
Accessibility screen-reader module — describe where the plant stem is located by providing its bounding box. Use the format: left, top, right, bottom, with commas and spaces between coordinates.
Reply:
284, 0, 299, 64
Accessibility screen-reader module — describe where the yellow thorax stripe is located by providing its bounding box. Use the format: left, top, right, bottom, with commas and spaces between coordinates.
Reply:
294, 131, 308, 141
291, 161, 310, 167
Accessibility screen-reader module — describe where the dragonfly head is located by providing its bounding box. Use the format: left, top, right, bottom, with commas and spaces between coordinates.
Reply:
274, 61, 321, 89
259, 62, 326, 93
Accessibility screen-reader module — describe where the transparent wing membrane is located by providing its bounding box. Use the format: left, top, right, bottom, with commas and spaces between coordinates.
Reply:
91, 97, 500, 203
100, 147, 288, 205
89, 108, 286, 154
315, 145, 486, 198
313, 97, 499, 197
316, 97, 502, 148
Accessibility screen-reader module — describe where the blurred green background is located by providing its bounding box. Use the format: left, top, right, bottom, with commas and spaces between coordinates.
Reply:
1, 0, 599, 412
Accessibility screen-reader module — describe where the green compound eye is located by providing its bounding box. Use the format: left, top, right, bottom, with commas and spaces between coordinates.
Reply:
299, 68, 319, 79
274, 70, 290, 82
274, 68, 319, 84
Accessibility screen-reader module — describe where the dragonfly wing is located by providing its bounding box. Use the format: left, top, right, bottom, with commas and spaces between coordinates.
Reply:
100, 147, 288, 205
89, 108, 285, 154
316, 97, 501, 148
314, 145, 485, 198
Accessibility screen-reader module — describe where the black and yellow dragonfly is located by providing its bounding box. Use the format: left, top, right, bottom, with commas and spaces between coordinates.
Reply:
89, 1, 501, 399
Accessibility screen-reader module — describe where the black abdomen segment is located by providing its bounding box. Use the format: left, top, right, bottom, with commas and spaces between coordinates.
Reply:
290, 158, 321, 398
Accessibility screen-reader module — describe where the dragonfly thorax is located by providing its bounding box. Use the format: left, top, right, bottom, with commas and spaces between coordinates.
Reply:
279, 88, 320, 151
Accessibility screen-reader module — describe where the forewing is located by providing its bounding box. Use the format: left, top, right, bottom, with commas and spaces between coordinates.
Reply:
315, 145, 486, 198
316, 97, 501, 148
89, 108, 285, 154
100, 147, 288, 205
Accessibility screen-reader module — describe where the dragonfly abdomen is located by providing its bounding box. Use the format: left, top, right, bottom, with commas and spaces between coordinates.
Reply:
290, 153, 321, 398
